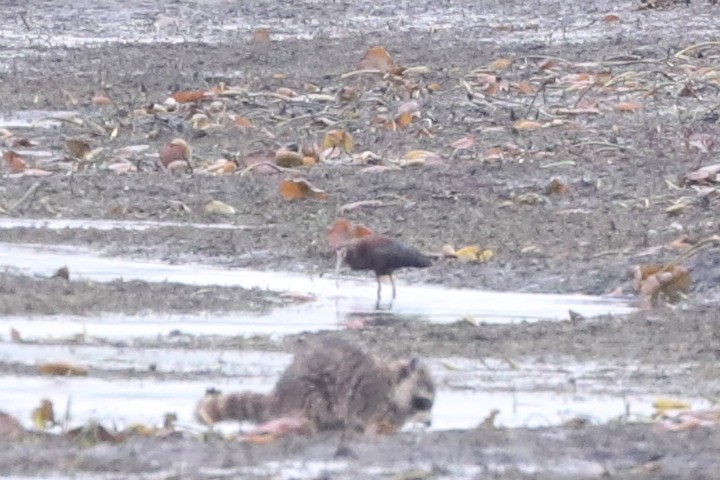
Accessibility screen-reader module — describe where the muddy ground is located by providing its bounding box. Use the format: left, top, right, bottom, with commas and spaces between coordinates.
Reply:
2, 0, 720, 478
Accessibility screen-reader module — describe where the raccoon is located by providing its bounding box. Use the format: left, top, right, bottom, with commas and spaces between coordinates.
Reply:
195, 338, 435, 434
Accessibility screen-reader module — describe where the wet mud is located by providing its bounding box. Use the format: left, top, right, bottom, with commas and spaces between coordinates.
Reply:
2, 0, 720, 478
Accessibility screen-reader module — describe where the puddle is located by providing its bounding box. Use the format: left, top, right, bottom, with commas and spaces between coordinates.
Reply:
0, 218, 265, 232
0, 110, 79, 129
0, 342, 705, 432
0, 311, 341, 340
0, 244, 635, 335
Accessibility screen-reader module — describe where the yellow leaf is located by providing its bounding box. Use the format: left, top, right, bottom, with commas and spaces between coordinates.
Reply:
478, 249, 494, 262
653, 397, 691, 411
322, 130, 354, 153
454, 245, 481, 262
440, 361, 463, 371
204, 200, 236, 215
31, 399, 55, 430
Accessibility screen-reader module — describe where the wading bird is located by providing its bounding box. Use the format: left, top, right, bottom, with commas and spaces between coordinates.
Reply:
328, 218, 432, 308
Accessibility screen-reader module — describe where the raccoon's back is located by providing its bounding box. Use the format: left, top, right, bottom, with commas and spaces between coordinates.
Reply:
272, 338, 394, 429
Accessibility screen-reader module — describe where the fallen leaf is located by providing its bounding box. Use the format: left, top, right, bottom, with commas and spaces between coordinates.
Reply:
358, 45, 402, 74
454, 245, 482, 262
450, 135, 475, 150
252, 28, 271, 44
276, 87, 297, 98
3, 150, 26, 172
171, 90, 209, 103
602, 13, 621, 22
38, 362, 88, 376
321, 129, 354, 153
399, 150, 443, 167
31, 399, 55, 430
516, 81, 535, 94
513, 119, 543, 131
230, 115, 254, 129
279, 178, 329, 201
274, 147, 304, 167
393, 111, 415, 129
546, 178, 567, 195
205, 200, 236, 215
683, 163, 720, 185
634, 264, 691, 308
615, 102, 642, 112
159, 138, 191, 168
653, 397, 691, 411
91, 95, 112, 106
489, 58, 512, 71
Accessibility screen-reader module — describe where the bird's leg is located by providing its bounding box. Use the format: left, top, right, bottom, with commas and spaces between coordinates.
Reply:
334, 249, 343, 275
389, 274, 396, 300
375, 275, 382, 309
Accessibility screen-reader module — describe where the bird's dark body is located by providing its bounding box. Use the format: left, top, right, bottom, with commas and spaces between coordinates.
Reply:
344, 235, 431, 276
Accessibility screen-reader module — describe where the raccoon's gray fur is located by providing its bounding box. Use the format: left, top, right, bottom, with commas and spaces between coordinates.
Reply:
195, 338, 435, 434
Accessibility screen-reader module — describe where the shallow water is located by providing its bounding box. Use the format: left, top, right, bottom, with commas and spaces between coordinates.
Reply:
0, 243, 635, 335
1, 343, 697, 432
0, 218, 261, 232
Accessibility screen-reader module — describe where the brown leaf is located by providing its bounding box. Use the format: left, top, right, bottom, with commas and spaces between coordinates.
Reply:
489, 58, 512, 71
38, 361, 89, 376
252, 28, 271, 44
615, 102, 642, 112
321, 129, 354, 153
230, 115, 254, 129
394, 111, 415, 129
602, 13, 620, 22
274, 147, 304, 167
546, 178, 567, 195
279, 178, 328, 201
171, 91, 209, 103
358, 46, 402, 74
159, 138, 190, 168
66, 139, 92, 160
634, 264, 691, 308
3, 150, 26, 172
516, 81, 535, 94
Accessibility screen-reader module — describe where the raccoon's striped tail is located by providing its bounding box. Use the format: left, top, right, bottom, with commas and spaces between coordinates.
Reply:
195, 389, 270, 425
